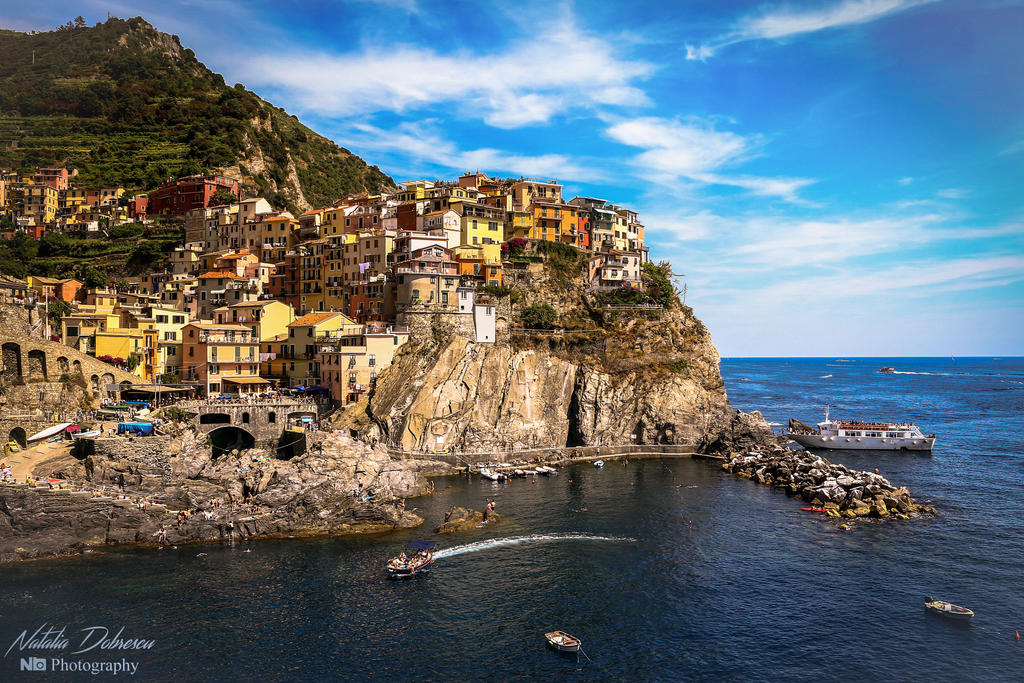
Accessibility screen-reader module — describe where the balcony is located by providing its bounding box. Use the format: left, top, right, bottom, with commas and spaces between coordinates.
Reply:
198, 334, 251, 344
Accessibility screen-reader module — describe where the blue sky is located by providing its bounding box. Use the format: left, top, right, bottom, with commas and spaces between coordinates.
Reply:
3, 0, 1023, 356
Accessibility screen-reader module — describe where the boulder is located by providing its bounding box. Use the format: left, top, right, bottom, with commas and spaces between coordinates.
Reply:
435, 506, 500, 534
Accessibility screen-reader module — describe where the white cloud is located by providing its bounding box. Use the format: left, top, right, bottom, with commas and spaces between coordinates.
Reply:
687, 0, 937, 60
999, 139, 1024, 156
937, 187, 971, 199
898, 176, 914, 185
238, 13, 653, 128
340, 122, 596, 181
605, 116, 815, 201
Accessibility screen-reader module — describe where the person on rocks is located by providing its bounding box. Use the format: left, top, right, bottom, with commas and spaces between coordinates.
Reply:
154, 526, 168, 544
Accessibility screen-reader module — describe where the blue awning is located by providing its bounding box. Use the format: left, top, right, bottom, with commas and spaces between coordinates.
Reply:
408, 540, 438, 550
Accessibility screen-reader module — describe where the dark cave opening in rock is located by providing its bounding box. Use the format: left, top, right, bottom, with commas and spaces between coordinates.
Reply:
208, 426, 255, 457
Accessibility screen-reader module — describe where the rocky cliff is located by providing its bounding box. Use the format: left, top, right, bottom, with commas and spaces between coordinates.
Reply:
366, 253, 772, 454
0, 427, 451, 563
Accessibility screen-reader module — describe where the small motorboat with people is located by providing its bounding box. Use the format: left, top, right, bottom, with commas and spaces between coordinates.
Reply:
535, 466, 557, 475
593, 460, 604, 468
878, 366, 896, 374
924, 596, 974, 620
386, 541, 437, 579
545, 631, 581, 653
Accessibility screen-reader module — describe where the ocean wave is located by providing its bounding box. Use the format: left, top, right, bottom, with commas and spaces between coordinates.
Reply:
434, 533, 637, 559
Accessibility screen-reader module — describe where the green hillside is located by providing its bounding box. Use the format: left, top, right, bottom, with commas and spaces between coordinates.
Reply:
0, 16, 394, 211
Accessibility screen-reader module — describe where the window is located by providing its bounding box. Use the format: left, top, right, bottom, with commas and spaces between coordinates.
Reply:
369, 354, 376, 367
349, 373, 357, 383
66, 326, 79, 337
156, 315, 168, 323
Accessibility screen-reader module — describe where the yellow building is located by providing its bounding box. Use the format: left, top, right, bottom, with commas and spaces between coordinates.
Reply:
270, 311, 361, 387
15, 184, 59, 224
213, 300, 295, 342
455, 201, 504, 248
317, 326, 410, 404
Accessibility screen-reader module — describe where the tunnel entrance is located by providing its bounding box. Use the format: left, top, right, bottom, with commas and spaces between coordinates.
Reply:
276, 429, 306, 460
208, 426, 255, 457
8, 427, 27, 450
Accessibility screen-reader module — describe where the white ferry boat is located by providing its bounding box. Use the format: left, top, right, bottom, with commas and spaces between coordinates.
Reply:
786, 407, 935, 451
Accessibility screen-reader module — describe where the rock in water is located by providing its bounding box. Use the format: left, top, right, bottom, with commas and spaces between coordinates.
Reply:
435, 506, 499, 534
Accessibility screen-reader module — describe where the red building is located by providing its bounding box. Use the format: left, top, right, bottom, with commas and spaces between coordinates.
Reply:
33, 168, 70, 191
147, 175, 240, 216
128, 195, 149, 219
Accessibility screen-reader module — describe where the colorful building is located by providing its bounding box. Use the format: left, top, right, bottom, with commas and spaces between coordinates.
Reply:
182, 322, 263, 396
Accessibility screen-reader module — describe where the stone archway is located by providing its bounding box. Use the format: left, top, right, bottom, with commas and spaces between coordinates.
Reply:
1, 342, 22, 382
90, 374, 100, 393
72, 360, 82, 375
101, 373, 114, 394
27, 349, 47, 379
207, 426, 255, 457
57, 356, 70, 374
8, 427, 27, 450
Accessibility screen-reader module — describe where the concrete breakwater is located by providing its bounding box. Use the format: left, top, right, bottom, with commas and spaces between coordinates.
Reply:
722, 448, 937, 520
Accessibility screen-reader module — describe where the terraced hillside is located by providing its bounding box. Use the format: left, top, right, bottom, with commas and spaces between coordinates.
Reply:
0, 17, 395, 212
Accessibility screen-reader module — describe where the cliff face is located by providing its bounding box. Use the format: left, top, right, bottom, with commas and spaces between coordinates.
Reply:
369, 302, 772, 454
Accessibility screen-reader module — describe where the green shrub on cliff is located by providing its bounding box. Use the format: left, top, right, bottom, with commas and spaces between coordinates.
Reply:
642, 261, 677, 308
520, 303, 557, 330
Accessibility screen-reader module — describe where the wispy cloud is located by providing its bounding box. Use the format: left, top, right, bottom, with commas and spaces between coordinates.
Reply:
605, 116, 815, 201
686, 0, 937, 60
237, 10, 653, 128
999, 139, 1024, 156
898, 176, 914, 185
340, 122, 597, 181
937, 187, 971, 199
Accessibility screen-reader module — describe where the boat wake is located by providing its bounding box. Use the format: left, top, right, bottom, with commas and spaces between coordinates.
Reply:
820, 374, 832, 378
434, 534, 636, 559
891, 371, 937, 375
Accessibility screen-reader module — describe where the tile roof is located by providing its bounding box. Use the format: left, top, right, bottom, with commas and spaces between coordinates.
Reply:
288, 311, 342, 327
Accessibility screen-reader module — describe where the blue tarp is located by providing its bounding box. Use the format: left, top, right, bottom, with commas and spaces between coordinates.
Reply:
117, 422, 154, 436
408, 541, 438, 550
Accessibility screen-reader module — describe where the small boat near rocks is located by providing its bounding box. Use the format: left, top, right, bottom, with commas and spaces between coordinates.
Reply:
545, 631, 581, 652
479, 468, 505, 481
386, 541, 436, 579
924, 597, 973, 620
593, 460, 604, 468
535, 466, 557, 475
